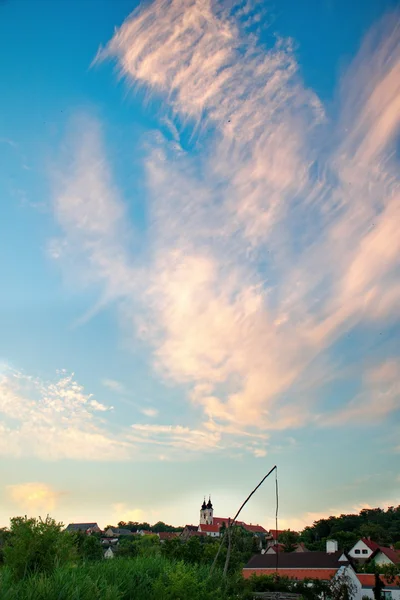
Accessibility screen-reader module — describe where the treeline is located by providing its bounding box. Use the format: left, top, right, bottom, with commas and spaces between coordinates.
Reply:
114, 520, 183, 533
297, 505, 400, 551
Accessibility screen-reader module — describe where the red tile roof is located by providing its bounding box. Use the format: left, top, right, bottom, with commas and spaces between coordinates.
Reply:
213, 517, 245, 527
199, 523, 220, 533
361, 538, 381, 552
357, 574, 400, 589
158, 532, 178, 541
266, 543, 285, 553
243, 524, 268, 534
269, 529, 285, 539
243, 568, 338, 581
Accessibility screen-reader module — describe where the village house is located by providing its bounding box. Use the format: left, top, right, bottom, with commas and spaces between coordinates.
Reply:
243, 540, 349, 582
65, 523, 101, 534
348, 538, 400, 567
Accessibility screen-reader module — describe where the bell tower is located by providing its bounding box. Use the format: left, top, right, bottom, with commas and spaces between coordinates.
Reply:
200, 496, 214, 525
200, 497, 207, 524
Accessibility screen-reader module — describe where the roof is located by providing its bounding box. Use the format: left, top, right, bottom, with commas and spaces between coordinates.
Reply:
158, 532, 179, 540
374, 547, 400, 564
269, 529, 285, 539
199, 523, 220, 533
243, 524, 268, 534
65, 523, 99, 532
266, 544, 285, 553
183, 525, 199, 532
357, 574, 400, 589
213, 517, 245, 527
244, 551, 349, 570
108, 527, 133, 536
243, 568, 340, 581
360, 538, 381, 552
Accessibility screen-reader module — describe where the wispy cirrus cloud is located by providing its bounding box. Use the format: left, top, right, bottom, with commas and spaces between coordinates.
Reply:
102, 378, 126, 394
321, 359, 400, 425
51, 1, 400, 446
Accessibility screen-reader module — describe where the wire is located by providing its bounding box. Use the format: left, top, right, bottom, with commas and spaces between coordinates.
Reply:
275, 466, 279, 575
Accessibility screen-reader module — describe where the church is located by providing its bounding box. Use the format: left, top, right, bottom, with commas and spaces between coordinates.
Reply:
197, 497, 268, 538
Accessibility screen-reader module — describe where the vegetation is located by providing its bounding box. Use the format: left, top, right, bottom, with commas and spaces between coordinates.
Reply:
1, 506, 397, 598
299, 505, 400, 550
0, 556, 238, 600
3, 516, 75, 579
278, 529, 300, 552
116, 520, 183, 533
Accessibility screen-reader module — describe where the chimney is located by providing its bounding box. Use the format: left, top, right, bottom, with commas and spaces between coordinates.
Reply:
326, 539, 338, 553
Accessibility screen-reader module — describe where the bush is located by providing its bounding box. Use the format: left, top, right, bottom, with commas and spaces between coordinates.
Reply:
3, 516, 75, 580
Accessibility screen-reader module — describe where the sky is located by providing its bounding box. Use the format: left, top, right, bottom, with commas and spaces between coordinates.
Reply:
0, 0, 399, 531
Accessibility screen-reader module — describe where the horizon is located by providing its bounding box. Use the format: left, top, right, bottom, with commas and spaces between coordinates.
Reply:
1, 0, 399, 531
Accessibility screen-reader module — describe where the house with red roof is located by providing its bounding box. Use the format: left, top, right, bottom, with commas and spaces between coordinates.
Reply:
372, 546, 400, 566
243, 543, 350, 582
198, 523, 220, 537
348, 538, 381, 562
349, 538, 400, 566
355, 573, 400, 600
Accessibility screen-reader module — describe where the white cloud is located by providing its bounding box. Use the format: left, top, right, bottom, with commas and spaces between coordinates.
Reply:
50, 3, 400, 442
101, 379, 125, 394
0, 366, 132, 461
140, 407, 158, 417
320, 359, 400, 425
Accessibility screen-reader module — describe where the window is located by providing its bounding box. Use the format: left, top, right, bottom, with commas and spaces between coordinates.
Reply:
382, 592, 392, 600
355, 549, 361, 554
362, 549, 368, 554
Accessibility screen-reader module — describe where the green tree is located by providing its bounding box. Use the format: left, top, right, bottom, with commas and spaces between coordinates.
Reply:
278, 529, 300, 552
117, 537, 138, 558
4, 515, 75, 580
82, 534, 103, 561
359, 524, 391, 545
328, 531, 359, 551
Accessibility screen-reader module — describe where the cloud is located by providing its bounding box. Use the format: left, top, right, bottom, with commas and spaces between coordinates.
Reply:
51, 3, 400, 441
7, 482, 62, 515
321, 359, 400, 425
101, 379, 126, 393
0, 366, 133, 461
140, 407, 159, 417
111, 503, 160, 525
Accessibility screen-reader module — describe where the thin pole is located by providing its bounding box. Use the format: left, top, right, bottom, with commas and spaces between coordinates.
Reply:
211, 465, 277, 576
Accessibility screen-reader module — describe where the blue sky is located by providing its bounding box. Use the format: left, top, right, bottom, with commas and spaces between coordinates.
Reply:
0, 0, 399, 530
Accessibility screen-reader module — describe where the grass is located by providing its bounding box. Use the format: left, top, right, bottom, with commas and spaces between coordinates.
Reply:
0, 555, 241, 600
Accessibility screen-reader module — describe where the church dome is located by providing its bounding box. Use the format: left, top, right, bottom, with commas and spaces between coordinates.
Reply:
206, 497, 213, 509
201, 498, 207, 510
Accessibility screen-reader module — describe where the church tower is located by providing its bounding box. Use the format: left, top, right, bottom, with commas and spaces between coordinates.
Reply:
200, 496, 213, 525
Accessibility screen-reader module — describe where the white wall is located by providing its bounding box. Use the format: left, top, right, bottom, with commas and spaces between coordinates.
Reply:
374, 552, 395, 566
349, 540, 373, 559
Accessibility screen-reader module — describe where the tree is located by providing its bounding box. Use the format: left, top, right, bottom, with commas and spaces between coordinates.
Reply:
4, 516, 75, 580
329, 531, 359, 552
329, 570, 357, 600
81, 535, 103, 561
278, 529, 300, 552
359, 524, 391, 546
